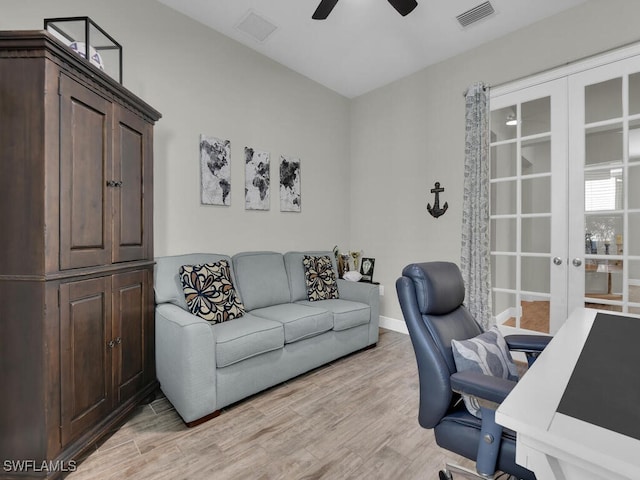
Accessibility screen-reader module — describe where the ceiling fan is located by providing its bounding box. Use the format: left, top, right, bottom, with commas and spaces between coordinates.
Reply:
312, 0, 418, 20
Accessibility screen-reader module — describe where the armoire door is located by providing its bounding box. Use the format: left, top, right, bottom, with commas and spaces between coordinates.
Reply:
490, 79, 568, 335
568, 54, 640, 317
59, 74, 113, 270
60, 277, 112, 445
112, 269, 150, 404
112, 107, 153, 263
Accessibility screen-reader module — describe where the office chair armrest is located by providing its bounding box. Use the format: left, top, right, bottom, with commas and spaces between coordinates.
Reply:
450, 371, 517, 405
504, 334, 552, 353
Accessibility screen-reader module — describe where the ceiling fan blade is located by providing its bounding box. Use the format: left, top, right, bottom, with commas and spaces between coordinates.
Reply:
312, 0, 339, 20
387, 0, 418, 16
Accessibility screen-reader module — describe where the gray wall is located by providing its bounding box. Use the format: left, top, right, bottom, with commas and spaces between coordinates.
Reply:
4, 0, 640, 321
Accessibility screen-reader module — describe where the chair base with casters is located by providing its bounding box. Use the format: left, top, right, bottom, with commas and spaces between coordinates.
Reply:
396, 262, 551, 480
439, 465, 518, 480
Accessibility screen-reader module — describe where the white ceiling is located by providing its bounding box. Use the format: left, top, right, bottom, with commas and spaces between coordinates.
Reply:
156, 0, 588, 98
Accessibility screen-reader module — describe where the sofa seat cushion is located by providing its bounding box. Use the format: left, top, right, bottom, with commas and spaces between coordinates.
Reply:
212, 313, 284, 368
250, 303, 333, 343
296, 299, 370, 331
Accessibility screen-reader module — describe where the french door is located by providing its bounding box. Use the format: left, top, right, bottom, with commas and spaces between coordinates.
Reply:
568, 56, 640, 318
490, 50, 640, 334
490, 80, 568, 335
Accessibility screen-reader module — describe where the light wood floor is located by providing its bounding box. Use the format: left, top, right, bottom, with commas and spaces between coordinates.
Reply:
67, 329, 474, 480
503, 301, 550, 333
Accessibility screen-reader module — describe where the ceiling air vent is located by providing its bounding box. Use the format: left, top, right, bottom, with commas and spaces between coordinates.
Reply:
235, 10, 278, 43
456, 1, 496, 28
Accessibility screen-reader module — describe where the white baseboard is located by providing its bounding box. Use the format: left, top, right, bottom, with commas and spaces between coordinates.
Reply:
379, 315, 408, 334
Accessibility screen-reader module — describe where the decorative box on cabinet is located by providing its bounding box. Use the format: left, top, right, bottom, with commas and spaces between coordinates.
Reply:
0, 31, 161, 479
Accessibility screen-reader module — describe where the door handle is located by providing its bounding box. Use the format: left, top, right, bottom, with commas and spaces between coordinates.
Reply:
553, 257, 563, 265
572, 258, 582, 267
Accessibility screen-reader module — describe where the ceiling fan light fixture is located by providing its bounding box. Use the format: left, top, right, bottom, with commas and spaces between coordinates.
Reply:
312, 0, 339, 20
312, 0, 418, 19
388, 0, 418, 17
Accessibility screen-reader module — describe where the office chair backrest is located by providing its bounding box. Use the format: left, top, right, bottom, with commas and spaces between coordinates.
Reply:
397, 262, 483, 428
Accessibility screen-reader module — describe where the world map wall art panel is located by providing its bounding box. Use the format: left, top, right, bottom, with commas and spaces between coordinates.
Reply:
280, 155, 301, 212
200, 135, 231, 206
245, 147, 270, 210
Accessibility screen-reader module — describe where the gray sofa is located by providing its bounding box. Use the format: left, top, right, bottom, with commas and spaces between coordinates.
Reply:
154, 250, 380, 425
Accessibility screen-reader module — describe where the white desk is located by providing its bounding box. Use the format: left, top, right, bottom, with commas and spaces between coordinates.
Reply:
496, 308, 640, 480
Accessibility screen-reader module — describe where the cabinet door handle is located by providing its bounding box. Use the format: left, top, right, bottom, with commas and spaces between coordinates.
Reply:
115, 337, 122, 345
107, 340, 115, 349
106, 180, 124, 187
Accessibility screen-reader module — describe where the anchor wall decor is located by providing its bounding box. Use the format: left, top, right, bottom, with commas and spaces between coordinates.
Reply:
427, 181, 448, 218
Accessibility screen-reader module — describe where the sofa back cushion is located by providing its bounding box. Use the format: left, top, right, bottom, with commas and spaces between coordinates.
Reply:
232, 251, 291, 311
284, 251, 339, 302
154, 253, 233, 309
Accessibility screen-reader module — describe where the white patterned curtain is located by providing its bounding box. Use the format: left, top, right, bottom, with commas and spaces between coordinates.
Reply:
461, 82, 492, 329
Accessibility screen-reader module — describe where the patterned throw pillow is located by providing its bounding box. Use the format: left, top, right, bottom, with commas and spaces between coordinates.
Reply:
179, 260, 245, 323
451, 327, 519, 418
302, 255, 339, 302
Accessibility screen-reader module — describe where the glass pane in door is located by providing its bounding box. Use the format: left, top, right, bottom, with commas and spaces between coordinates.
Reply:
522, 177, 551, 214
629, 73, 640, 115
491, 143, 517, 178
585, 124, 623, 166
585, 78, 622, 122
491, 218, 517, 251
491, 181, 517, 215
522, 217, 551, 253
628, 213, 640, 255
627, 259, 640, 315
491, 106, 518, 141
521, 138, 550, 174
522, 97, 551, 136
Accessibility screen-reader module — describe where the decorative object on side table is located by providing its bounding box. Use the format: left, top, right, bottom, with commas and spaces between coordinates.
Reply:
427, 181, 448, 218
339, 254, 351, 277
350, 250, 362, 271
360, 257, 375, 282
44, 17, 122, 83
343, 270, 363, 282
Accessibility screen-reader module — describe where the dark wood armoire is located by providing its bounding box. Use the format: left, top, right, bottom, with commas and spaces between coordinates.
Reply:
0, 31, 161, 478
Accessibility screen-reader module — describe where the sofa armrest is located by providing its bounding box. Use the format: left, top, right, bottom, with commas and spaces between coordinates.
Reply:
155, 303, 217, 423
337, 279, 380, 345
338, 279, 377, 303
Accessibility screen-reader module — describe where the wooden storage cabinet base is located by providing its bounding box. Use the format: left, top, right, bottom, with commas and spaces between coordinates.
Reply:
60, 269, 154, 447
0, 31, 160, 479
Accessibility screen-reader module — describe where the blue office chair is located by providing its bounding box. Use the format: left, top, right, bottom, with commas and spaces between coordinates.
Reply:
396, 262, 551, 480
